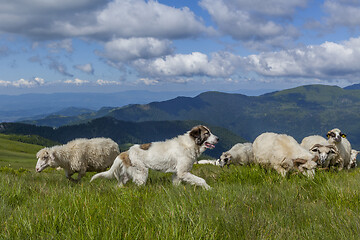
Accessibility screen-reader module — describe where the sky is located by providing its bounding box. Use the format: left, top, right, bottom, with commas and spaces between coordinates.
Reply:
1, 0, 360, 95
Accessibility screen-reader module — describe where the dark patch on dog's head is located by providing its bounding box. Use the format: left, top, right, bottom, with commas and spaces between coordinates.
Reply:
119, 151, 131, 167
140, 143, 152, 150
189, 125, 211, 146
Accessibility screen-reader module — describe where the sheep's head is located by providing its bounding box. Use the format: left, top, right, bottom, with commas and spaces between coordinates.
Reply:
218, 152, 232, 167
310, 144, 339, 167
35, 148, 57, 172
327, 128, 347, 144
293, 158, 317, 178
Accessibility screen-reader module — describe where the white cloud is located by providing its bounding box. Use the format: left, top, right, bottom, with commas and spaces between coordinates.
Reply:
133, 52, 242, 78
243, 37, 360, 81
0, 0, 210, 41
200, 0, 305, 50
74, 63, 94, 74
138, 78, 159, 86
47, 39, 73, 53
100, 38, 173, 62
0, 77, 45, 88
64, 78, 89, 85
96, 79, 122, 85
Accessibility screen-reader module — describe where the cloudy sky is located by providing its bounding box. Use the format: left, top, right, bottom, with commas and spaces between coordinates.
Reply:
1, 0, 360, 94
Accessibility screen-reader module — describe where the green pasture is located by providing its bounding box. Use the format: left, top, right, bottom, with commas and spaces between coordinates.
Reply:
1, 134, 360, 239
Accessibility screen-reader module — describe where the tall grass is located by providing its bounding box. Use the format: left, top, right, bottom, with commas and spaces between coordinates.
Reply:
2, 165, 360, 239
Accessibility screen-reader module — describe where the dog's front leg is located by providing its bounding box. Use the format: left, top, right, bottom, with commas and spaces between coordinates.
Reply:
177, 172, 211, 190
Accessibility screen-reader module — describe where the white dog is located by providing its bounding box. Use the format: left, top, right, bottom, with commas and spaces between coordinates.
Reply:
91, 125, 219, 190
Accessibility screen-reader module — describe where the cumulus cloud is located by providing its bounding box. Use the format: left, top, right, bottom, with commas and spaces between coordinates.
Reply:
64, 78, 89, 86
48, 57, 73, 77
74, 63, 94, 74
243, 37, 360, 81
133, 51, 242, 78
323, 0, 360, 30
100, 38, 173, 62
200, 0, 305, 50
96, 79, 122, 85
0, 77, 45, 88
47, 39, 73, 53
0, 0, 210, 41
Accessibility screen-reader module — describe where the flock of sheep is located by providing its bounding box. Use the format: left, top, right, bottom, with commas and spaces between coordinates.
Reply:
35, 128, 359, 185
199, 128, 358, 178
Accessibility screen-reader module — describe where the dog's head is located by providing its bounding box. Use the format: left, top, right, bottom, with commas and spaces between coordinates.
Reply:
189, 125, 219, 150
326, 128, 346, 144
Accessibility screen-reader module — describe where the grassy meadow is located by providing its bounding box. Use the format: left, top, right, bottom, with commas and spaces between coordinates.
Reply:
1, 134, 360, 239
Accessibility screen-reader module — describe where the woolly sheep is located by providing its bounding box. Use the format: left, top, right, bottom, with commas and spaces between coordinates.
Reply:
326, 128, 352, 170
253, 132, 318, 178
350, 150, 358, 168
217, 143, 254, 167
300, 135, 339, 168
36, 138, 120, 182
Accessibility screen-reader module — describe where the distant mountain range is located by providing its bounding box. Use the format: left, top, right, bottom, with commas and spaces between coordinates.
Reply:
0, 90, 202, 122
0, 118, 246, 158
17, 84, 360, 150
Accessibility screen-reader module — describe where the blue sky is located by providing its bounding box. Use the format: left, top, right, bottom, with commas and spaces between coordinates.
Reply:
1, 0, 360, 95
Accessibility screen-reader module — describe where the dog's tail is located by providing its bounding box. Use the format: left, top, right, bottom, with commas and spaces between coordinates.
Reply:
90, 151, 129, 182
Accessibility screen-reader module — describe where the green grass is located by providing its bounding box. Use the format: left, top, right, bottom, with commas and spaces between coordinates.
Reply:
0, 134, 42, 169
2, 135, 360, 239
2, 164, 360, 239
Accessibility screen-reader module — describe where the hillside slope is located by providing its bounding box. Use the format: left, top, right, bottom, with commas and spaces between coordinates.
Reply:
0, 134, 43, 169
1, 118, 246, 158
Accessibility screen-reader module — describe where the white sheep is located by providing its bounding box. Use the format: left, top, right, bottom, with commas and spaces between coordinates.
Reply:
196, 159, 221, 166
300, 135, 339, 168
36, 138, 120, 182
350, 149, 358, 168
326, 128, 352, 170
253, 132, 318, 177
217, 143, 254, 167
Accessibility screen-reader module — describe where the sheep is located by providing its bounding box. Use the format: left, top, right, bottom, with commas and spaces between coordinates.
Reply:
196, 159, 221, 166
350, 150, 359, 168
326, 128, 352, 170
252, 132, 318, 178
217, 143, 254, 167
35, 138, 120, 182
300, 135, 339, 168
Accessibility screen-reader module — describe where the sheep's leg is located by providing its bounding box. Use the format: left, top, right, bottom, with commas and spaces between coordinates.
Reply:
172, 173, 181, 186
64, 169, 77, 182
75, 170, 86, 182
273, 165, 287, 177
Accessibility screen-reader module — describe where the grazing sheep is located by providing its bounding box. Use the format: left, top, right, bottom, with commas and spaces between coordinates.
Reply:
196, 159, 221, 166
36, 138, 120, 182
326, 128, 352, 170
217, 143, 254, 167
300, 135, 339, 168
253, 132, 318, 178
350, 150, 359, 168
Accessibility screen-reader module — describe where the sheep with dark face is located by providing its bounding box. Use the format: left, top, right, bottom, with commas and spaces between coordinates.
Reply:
217, 143, 254, 167
326, 128, 352, 170
300, 135, 339, 168
253, 132, 318, 178
36, 138, 120, 182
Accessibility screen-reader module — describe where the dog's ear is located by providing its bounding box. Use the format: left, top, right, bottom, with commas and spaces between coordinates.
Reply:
189, 125, 203, 145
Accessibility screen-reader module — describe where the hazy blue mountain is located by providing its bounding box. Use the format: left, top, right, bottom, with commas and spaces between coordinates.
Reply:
344, 83, 360, 90
0, 90, 201, 122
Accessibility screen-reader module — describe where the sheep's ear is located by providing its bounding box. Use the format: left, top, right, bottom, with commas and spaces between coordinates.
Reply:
341, 133, 347, 138
327, 145, 338, 154
326, 133, 330, 139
